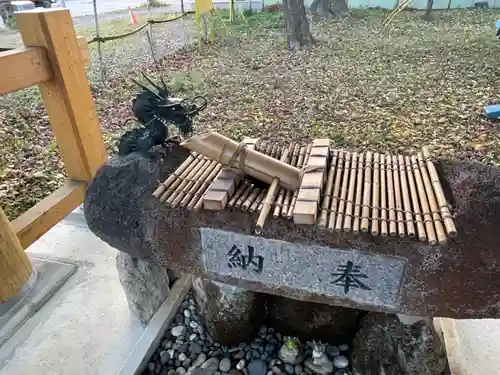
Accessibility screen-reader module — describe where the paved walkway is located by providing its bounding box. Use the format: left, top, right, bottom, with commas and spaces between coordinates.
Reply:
0, 209, 144, 375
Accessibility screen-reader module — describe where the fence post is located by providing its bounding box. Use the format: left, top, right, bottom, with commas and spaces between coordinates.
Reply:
0, 207, 32, 302
15, 9, 107, 182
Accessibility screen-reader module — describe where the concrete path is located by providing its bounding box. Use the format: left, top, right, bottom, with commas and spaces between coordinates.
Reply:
0, 210, 145, 375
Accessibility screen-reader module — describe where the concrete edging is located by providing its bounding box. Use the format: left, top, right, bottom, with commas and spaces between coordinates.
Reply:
118, 274, 193, 375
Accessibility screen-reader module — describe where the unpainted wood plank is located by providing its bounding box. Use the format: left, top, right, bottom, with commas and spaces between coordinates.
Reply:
119, 274, 193, 375
77, 36, 90, 67
203, 138, 257, 210
0, 39, 90, 96
0, 47, 51, 95
16, 9, 107, 182
0, 206, 32, 302
12, 180, 87, 249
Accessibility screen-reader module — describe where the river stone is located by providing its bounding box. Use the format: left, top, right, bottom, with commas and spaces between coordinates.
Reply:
219, 358, 232, 372
191, 353, 208, 369
115, 251, 170, 325
266, 296, 361, 342
332, 356, 348, 369
192, 276, 265, 345
202, 358, 221, 371
351, 312, 447, 375
248, 360, 268, 375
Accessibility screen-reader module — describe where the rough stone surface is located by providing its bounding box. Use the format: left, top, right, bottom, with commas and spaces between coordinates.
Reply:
115, 251, 170, 325
351, 312, 447, 375
85, 151, 500, 318
266, 296, 362, 342
191, 276, 265, 345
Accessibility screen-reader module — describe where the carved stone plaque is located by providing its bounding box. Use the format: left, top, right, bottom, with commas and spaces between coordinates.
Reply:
200, 228, 407, 310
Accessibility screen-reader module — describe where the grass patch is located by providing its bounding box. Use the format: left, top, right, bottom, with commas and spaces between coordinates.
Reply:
137, 0, 169, 8
3, 8, 500, 220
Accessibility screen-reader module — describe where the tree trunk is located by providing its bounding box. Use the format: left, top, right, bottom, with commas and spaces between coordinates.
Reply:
283, 0, 314, 50
310, 0, 332, 19
310, 0, 346, 19
424, 0, 434, 19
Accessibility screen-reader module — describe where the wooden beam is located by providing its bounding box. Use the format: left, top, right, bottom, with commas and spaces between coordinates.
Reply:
11, 180, 87, 249
0, 47, 51, 96
77, 36, 91, 67
0, 39, 90, 96
16, 9, 107, 182
0, 206, 33, 302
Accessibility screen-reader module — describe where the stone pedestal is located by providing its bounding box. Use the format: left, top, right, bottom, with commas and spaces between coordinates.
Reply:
191, 276, 265, 345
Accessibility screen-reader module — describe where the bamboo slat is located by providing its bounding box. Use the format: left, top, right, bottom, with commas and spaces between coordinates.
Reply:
153, 140, 456, 243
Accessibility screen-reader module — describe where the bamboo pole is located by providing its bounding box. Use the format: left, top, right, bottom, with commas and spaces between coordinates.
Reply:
169, 158, 211, 206
287, 143, 312, 218
327, 150, 345, 230
256, 148, 291, 234
190, 164, 223, 211
379, 153, 388, 236
153, 153, 196, 199
235, 184, 255, 209
159, 154, 204, 203
251, 189, 266, 212
281, 144, 301, 217
335, 152, 351, 232
229, 181, 250, 207
398, 155, 415, 237
343, 153, 358, 232
360, 152, 372, 232
273, 144, 295, 217
242, 188, 262, 211
371, 153, 380, 236
392, 155, 405, 237
417, 152, 447, 244
422, 147, 457, 237
411, 155, 437, 245
181, 133, 301, 190
353, 153, 364, 234
405, 156, 426, 242
318, 150, 338, 228
386, 154, 397, 236
180, 160, 219, 207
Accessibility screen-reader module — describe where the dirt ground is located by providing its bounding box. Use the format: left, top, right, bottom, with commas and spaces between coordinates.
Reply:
1, 8, 500, 220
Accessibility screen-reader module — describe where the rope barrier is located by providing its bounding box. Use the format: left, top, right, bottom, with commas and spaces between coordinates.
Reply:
87, 11, 194, 44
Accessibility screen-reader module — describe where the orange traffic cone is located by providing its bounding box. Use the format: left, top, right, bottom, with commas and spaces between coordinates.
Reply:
128, 7, 137, 25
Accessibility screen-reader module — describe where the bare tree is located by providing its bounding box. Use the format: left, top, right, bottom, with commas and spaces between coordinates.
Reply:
423, 0, 434, 20
310, 0, 346, 19
283, 0, 314, 50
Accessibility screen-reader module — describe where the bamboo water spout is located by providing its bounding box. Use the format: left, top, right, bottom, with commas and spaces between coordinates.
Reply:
180, 132, 301, 190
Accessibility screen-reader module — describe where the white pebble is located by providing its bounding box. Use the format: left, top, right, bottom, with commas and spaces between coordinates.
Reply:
179, 353, 187, 362
338, 344, 349, 351
219, 358, 231, 372
167, 349, 175, 359
190, 321, 199, 329
189, 333, 198, 341
171, 325, 186, 337
184, 309, 191, 318
177, 367, 187, 375
333, 355, 349, 369
236, 359, 246, 370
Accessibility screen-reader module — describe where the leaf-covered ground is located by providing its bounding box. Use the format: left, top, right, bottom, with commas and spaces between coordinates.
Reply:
2, 8, 500, 220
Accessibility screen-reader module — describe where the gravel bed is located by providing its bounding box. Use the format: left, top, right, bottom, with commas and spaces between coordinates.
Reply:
143, 293, 352, 375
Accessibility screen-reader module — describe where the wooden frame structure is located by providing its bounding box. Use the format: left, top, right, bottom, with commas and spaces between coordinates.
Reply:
0, 8, 106, 302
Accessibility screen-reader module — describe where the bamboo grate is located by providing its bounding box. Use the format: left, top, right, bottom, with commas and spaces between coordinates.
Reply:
153, 139, 457, 245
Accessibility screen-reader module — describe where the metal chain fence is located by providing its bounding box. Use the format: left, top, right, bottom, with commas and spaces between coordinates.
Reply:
84, 0, 197, 85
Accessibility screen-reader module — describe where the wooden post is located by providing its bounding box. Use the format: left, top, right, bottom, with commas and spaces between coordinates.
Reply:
15, 9, 107, 182
0, 207, 32, 302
